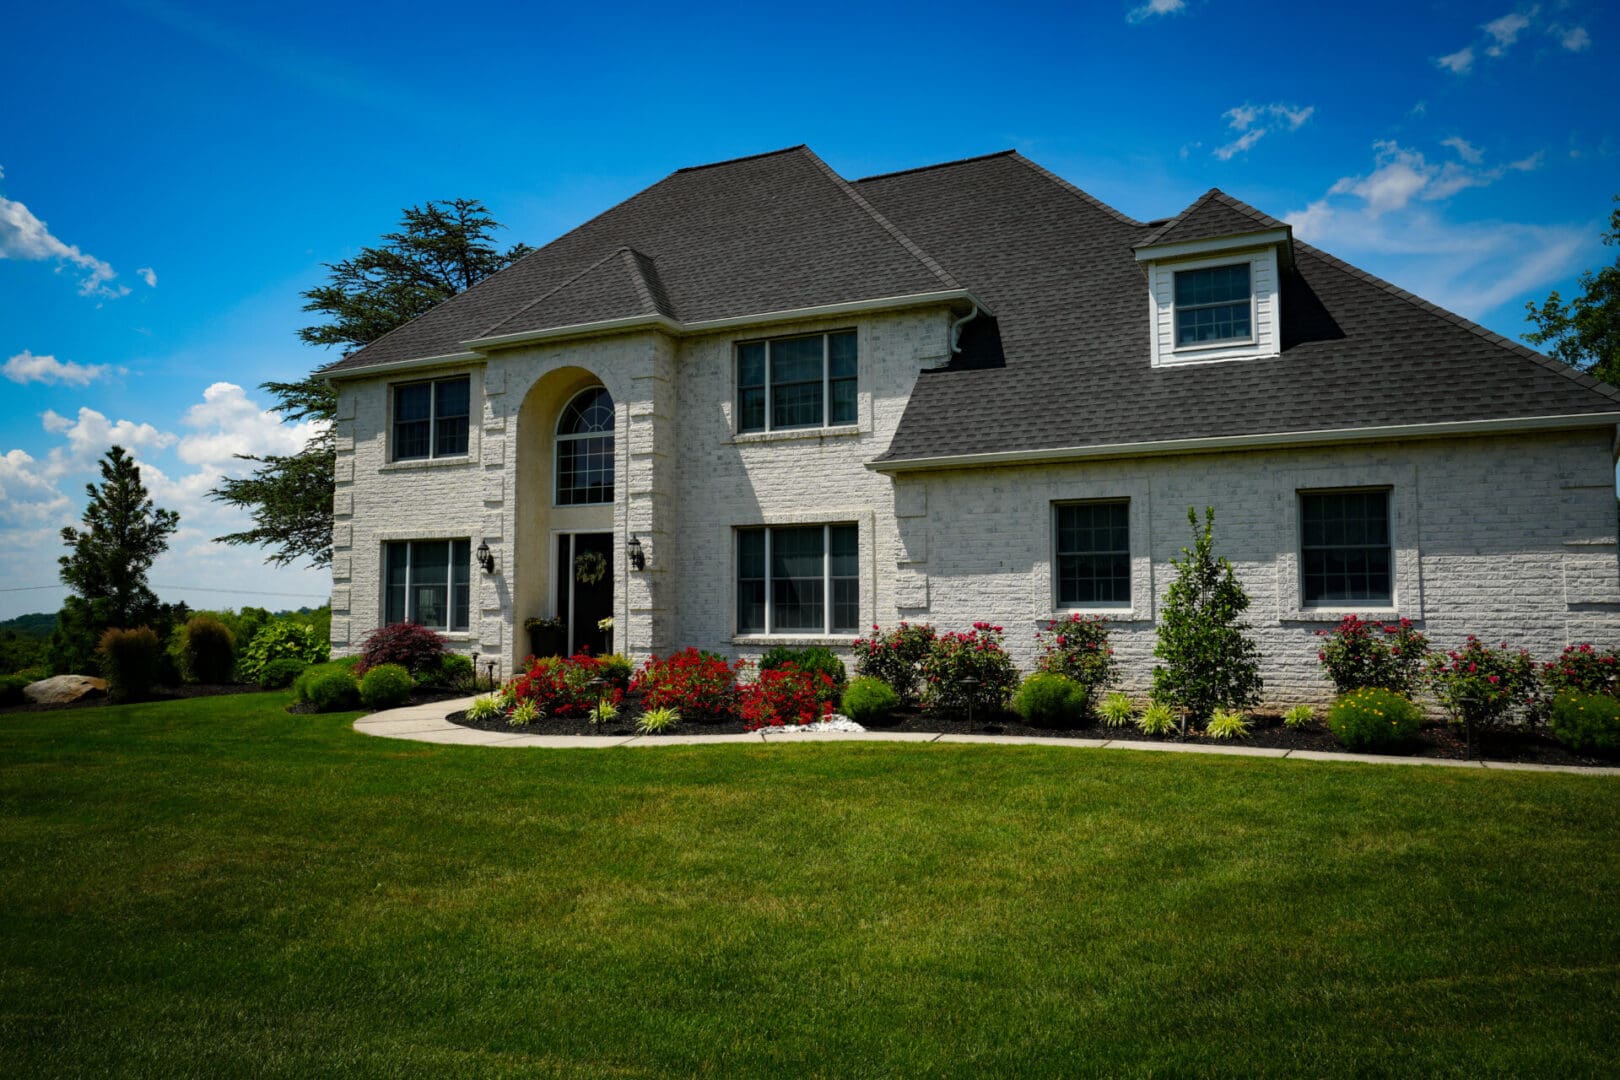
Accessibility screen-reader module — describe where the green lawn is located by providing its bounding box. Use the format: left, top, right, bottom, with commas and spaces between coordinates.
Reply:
1, 694, 1616, 1078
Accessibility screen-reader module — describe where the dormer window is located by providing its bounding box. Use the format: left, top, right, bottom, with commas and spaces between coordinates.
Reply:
1174, 264, 1253, 347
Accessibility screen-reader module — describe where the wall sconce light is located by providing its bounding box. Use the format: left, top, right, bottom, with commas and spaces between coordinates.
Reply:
626, 534, 646, 571
475, 540, 495, 574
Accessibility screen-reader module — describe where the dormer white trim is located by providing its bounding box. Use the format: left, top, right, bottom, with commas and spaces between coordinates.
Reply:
1132, 228, 1291, 265
1145, 246, 1281, 368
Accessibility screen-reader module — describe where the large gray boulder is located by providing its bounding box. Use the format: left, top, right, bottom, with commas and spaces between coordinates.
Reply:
23, 675, 108, 705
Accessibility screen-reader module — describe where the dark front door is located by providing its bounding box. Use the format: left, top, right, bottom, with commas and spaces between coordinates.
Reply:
556, 532, 614, 656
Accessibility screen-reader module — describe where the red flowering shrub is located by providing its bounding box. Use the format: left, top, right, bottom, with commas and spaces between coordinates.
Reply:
919, 623, 1020, 716
506, 652, 619, 718
629, 648, 742, 722
740, 664, 834, 730
851, 622, 936, 705
1315, 615, 1429, 695
1034, 613, 1117, 692
357, 622, 447, 676
1541, 643, 1620, 698
1425, 636, 1537, 730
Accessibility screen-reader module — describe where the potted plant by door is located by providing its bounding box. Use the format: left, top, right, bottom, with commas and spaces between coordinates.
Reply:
524, 615, 566, 660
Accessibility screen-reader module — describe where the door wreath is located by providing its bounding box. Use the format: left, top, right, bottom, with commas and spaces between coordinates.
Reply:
574, 550, 608, 586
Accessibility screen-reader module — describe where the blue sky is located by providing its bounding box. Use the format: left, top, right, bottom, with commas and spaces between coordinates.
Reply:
1, 0, 1614, 619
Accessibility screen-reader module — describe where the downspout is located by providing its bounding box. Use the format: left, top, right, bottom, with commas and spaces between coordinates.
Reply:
949, 303, 980, 354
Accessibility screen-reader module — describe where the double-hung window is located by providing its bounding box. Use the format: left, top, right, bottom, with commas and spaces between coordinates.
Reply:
736, 524, 858, 635
1299, 490, 1393, 607
736, 330, 857, 433
384, 539, 471, 631
1174, 264, 1252, 347
393, 375, 470, 460
1054, 501, 1131, 606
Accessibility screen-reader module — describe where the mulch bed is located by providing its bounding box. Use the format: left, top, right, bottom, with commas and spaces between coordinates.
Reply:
1, 682, 265, 714
447, 702, 1616, 767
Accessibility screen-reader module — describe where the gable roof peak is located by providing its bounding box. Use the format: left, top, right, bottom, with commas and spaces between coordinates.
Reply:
1134, 187, 1290, 252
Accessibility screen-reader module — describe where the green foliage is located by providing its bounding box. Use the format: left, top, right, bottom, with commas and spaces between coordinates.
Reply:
0, 628, 47, 675
1099, 691, 1135, 728
920, 624, 1020, 717
1525, 195, 1620, 386
1151, 507, 1263, 724
1137, 701, 1177, 736
98, 626, 162, 703
1204, 709, 1252, 740
1011, 673, 1088, 728
0, 674, 30, 706
589, 698, 619, 726
359, 663, 415, 710
594, 653, 634, 690
636, 706, 681, 734
1034, 614, 1118, 692
841, 677, 900, 727
1283, 704, 1315, 729
1315, 614, 1429, 695
239, 619, 329, 684
426, 652, 474, 689
852, 622, 936, 705
508, 700, 540, 727
59, 446, 180, 632
178, 615, 236, 684
464, 695, 503, 723
1539, 644, 1620, 698
1425, 637, 1537, 731
1327, 688, 1424, 751
295, 663, 360, 712
759, 645, 846, 697
258, 657, 309, 690
1547, 692, 1620, 754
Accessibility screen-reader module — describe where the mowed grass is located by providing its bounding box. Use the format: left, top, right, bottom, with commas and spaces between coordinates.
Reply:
1, 694, 1617, 1078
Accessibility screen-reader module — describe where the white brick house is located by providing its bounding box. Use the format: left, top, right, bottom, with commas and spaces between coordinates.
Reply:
321, 147, 1620, 705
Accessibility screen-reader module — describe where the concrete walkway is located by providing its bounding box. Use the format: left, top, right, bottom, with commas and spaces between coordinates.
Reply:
353, 697, 1620, 776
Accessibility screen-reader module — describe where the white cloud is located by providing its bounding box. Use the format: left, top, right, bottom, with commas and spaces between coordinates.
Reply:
1127, 0, 1185, 25
1482, 10, 1534, 56
0, 193, 130, 299
1319, 139, 1540, 217
136, 266, 157, 287
1440, 136, 1483, 165
1440, 7, 1559, 73
1213, 102, 1315, 160
1436, 46, 1475, 74
1555, 25, 1590, 51
0, 449, 70, 526
4, 350, 112, 387
177, 381, 321, 469
1214, 129, 1266, 161
38, 406, 176, 476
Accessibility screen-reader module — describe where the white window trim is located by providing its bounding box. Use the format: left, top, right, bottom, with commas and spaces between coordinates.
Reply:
1171, 264, 1257, 353
390, 373, 474, 463
553, 386, 616, 508
1147, 247, 1280, 368
1051, 499, 1134, 613
1035, 487, 1154, 622
1273, 464, 1423, 623
384, 538, 472, 633
1296, 487, 1396, 611
731, 516, 869, 641
735, 329, 859, 435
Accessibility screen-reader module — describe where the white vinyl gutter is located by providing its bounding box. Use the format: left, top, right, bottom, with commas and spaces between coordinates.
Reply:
866, 412, 1620, 474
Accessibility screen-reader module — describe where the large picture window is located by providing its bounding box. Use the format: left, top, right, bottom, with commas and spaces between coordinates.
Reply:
555, 387, 615, 505
1174, 264, 1252, 347
392, 375, 470, 460
737, 330, 857, 433
1054, 500, 1131, 606
737, 524, 858, 635
384, 539, 471, 631
1300, 490, 1393, 607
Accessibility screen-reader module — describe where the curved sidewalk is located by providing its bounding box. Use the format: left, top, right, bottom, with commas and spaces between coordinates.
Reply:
352, 697, 1620, 776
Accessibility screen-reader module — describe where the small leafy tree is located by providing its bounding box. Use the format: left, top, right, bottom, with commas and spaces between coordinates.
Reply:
1152, 507, 1263, 725
1525, 195, 1619, 387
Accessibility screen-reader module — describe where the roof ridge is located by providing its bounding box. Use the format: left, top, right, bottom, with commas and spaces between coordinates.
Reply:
852, 149, 1019, 184
476, 245, 650, 340
1003, 152, 1144, 227
673, 145, 807, 174
1133, 188, 1219, 247
1134, 187, 1289, 249
798, 147, 963, 292
1207, 188, 1285, 230
1294, 237, 1620, 407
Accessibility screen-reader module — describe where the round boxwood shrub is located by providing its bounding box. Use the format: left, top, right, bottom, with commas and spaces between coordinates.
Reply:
180, 615, 236, 684
359, 663, 415, 710
1326, 687, 1424, 751
841, 676, 899, 726
1012, 673, 1089, 728
294, 662, 361, 712
259, 657, 309, 690
1548, 691, 1620, 754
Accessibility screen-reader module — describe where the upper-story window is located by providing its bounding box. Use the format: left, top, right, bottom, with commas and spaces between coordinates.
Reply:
737, 330, 857, 433
1174, 264, 1253, 347
1299, 489, 1393, 607
555, 386, 615, 505
393, 375, 470, 460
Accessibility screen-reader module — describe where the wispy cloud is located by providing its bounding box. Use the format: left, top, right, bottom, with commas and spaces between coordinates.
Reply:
1213, 102, 1315, 160
1436, 46, 1474, 74
1438, 6, 1588, 73
1127, 0, 1185, 25
1482, 9, 1534, 56
136, 266, 157, 287
3, 351, 116, 387
1552, 24, 1591, 51
0, 192, 130, 299
1440, 136, 1484, 164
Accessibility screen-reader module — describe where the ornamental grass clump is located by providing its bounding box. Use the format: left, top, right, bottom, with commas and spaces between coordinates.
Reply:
1282, 704, 1315, 729
178, 615, 236, 684
920, 623, 1019, 717
1425, 636, 1538, 733
852, 622, 936, 706
1204, 709, 1252, 740
636, 706, 681, 734
1011, 673, 1088, 728
1137, 701, 1177, 736
1547, 691, 1620, 754
98, 627, 162, 703
1034, 613, 1118, 696
1098, 691, 1135, 728
1326, 688, 1424, 751
464, 694, 503, 723
1315, 614, 1429, 695
508, 700, 540, 727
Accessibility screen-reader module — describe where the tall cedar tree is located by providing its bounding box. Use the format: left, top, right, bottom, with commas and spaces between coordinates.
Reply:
1525, 195, 1620, 387
209, 199, 532, 567
1151, 507, 1263, 725
49, 447, 181, 674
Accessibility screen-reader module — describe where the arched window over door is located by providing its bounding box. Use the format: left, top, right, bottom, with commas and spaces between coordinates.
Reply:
555, 386, 615, 505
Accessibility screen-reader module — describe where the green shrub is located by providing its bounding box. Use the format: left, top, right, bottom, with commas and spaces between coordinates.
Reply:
98, 626, 162, 703
1425, 637, 1537, 732
1099, 691, 1135, 728
841, 677, 900, 726
303, 669, 360, 712
1035, 613, 1118, 693
1152, 508, 1263, 724
0, 674, 30, 706
1326, 688, 1424, 751
259, 657, 309, 689
852, 623, 936, 705
1548, 692, 1620, 754
359, 663, 414, 710
595, 653, 634, 690
508, 700, 540, 727
238, 619, 328, 684
637, 706, 681, 734
1138, 701, 1177, 736
1205, 709, 1252, 740
920, 624, 1020, 717
1315, 614, 1429, 695
760, 645, 846, 698
1012, 673, 1087, 728
1283, 704, 1314, 729
464, 694, 503, 723
178, 615, 236, 684
293, 662, 361, 709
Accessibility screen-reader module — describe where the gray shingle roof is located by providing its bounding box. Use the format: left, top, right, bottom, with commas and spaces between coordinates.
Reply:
1134, 188, 1288, 249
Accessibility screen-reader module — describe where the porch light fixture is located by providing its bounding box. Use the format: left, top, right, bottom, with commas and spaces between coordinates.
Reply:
475, 540, 495, 574
626, 534, 646, 571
